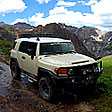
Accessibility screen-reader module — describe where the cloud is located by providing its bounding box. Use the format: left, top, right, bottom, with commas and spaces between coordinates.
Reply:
29, 6, 87, 27
0, 0, 26, 13
29, 13, 46, 25
29, 6, 101, 28
29, 0, 112, 32
2, 14, 5, 17
49, 6, 68, 15
84, 0, 98, 5
91, 0, 112, 15
77, 0, 86, 4
56, 0, 76, 7
90, 0, 112, 31
35, 0, 51, 4
11, 18, 27, 25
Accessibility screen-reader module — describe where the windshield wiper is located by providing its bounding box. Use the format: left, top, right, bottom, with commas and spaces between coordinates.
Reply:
64, 51, 76, 54
43, 52, 56, 55
55, 52, 65, 54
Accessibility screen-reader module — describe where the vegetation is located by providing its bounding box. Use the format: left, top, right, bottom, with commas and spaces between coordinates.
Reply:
90, 55, 112, 112
0, 40, 13, 60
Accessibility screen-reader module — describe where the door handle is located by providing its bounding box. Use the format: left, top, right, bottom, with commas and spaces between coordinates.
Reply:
22, 56, 25, 59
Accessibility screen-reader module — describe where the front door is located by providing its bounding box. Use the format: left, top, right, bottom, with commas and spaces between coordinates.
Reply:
17, 41, 38, 76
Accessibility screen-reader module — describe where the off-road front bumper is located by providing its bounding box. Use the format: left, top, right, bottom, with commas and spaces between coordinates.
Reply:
52, 61, 103, 89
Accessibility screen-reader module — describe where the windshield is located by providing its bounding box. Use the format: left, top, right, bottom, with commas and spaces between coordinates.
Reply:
40, 42, 76, 55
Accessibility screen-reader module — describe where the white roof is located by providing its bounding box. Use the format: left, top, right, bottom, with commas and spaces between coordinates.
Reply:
15, 37, 71, 43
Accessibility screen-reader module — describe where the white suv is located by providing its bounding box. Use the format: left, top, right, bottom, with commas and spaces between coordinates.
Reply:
10, 34, 103, 101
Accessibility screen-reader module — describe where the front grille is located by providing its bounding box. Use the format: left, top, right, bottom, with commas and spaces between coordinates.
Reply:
68, 63, 98, 77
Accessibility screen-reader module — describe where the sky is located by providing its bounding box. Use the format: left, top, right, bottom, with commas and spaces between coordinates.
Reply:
0, 0, 112, 32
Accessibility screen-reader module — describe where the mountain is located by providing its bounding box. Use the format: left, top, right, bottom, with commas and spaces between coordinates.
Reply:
0, 22, 33, 31
59, 23, 112, 58
0, 22, 111, 58
13, 22, 34, 30
58, 23, 78, 33
0, 22, 11, 28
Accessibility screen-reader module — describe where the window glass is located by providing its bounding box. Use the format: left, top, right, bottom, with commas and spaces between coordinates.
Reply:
19, 41, 28, 53
40, 42, 76, 55
27, 42, 37, 56
19, 41, 37, 56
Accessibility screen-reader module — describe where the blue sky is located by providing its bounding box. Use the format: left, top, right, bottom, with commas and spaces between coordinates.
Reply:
0, 0, 112, 32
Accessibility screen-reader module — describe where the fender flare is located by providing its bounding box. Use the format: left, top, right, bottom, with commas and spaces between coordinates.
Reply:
10, 57, 20, 68
38, 67, 58, 85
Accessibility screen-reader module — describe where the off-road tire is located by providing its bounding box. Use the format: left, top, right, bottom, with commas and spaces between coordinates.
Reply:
10, 61, 21, 80
39, 76, 57, 102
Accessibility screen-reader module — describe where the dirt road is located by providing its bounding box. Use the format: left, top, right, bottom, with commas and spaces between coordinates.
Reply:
0, 61, 99, 112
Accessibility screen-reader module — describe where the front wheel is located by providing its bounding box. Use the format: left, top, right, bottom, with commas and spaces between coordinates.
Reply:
39, 77, 57, 102
10, 62, 21, 80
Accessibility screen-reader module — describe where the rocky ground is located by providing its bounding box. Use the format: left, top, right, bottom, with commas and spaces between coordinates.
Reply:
0, 59, 99, 112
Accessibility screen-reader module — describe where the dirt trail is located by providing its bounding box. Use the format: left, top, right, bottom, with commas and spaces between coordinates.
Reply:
0, 60, 99, 112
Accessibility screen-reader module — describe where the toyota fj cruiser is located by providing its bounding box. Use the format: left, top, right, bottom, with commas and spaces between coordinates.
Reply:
10, 34, 103, 101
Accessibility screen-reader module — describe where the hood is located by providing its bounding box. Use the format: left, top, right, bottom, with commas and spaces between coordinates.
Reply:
39, 53, 95, 67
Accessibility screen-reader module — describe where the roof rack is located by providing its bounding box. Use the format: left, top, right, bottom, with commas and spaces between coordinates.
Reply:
19, 34, 61, 41
19, 34, 39, 40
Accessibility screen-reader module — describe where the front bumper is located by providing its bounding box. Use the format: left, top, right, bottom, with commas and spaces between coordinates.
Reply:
52, 61, 103, 89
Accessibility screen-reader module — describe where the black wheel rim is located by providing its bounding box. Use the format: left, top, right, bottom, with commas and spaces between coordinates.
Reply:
40, 80, 50, 99
42, 83, 49, 95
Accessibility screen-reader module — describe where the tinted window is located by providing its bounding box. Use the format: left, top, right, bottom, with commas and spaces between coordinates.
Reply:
19, 41, 28, 53
19, 41, 37, 56
27, 42, 37, 56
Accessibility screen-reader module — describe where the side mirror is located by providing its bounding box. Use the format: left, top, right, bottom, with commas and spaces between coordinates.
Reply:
27, 48, 35, 60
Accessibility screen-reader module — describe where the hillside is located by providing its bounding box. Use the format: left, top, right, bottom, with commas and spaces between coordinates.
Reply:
0, 27, 15, 42
90, 55, 112, 111
0, 27, 25, 43
59, 23, 112, 58
0, 22, 112, 58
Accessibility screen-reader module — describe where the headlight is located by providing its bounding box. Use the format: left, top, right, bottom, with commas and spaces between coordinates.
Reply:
68, 69, 74, 75
83, 70, 86, 75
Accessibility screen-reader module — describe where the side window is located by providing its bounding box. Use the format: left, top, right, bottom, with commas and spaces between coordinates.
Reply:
19, 41, 28, 53
26, 42, 37, 56
19, 41, 37, 56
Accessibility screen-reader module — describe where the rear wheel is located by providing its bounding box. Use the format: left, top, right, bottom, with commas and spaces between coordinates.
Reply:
10, 61, 21, 80
39, 76, 57, 102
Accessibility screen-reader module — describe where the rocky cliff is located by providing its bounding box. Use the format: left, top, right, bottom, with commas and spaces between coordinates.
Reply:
59, 23, 112, 58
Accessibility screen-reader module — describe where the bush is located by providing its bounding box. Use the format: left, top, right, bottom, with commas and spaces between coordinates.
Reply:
0, 40, 13, 60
